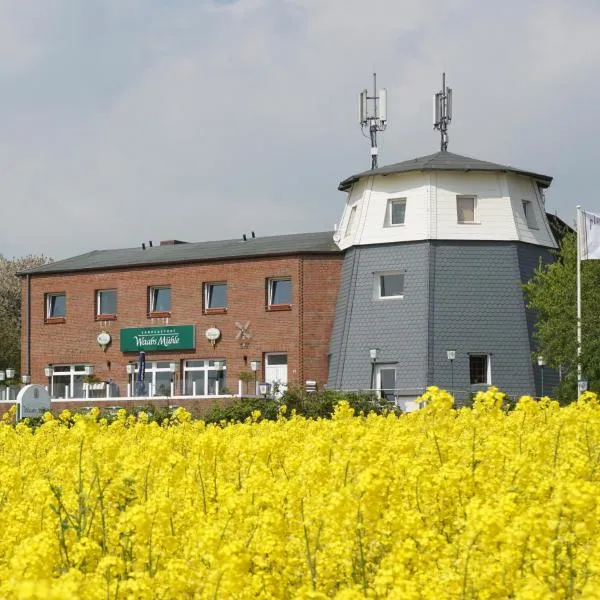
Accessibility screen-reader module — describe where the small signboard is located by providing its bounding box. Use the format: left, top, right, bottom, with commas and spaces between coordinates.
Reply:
120, 325, 195, 352
16, 385, 51, 420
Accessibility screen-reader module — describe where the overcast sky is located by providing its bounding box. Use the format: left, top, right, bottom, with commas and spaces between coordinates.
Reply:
0, 0, 598, 259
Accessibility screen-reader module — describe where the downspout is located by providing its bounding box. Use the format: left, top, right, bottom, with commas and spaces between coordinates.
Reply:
25, 274, 31, 376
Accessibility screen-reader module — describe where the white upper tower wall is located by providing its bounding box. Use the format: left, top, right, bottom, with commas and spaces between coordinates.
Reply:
335, 151, 557, 250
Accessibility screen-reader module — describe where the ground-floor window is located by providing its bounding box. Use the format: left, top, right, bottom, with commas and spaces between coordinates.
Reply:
469, 354, 491, 385
130, 361, 175, 397
375, 365, 396, 402
50, 365, 87, 398
183, 360, 227, 395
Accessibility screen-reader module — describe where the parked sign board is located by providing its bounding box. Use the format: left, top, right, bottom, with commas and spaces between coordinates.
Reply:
120, 325, 195, 352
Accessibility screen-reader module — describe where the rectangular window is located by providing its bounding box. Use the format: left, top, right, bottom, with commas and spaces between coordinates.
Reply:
386, 198, 406, 226
344, 205, 357, 237
522, 200, 537, 228
183, 359, 227, 396
469, 354, 491, 385
375, 272, 405, 299
204, 282, 227, 311
457, 195, 476, 223
96, 289, 117, 318
46, 293, 66, 320
268, 278, 292, 308
149, 286, 171, 314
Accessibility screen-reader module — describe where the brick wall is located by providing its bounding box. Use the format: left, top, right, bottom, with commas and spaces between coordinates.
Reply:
21, 253, 342, 394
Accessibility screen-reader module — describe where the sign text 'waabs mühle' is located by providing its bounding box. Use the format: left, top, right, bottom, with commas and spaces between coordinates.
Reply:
120, 325, 195, 352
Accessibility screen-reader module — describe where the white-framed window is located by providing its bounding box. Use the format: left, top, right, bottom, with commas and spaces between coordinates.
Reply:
374, 271, 405, 299
183, 359, 227, 396
96, 289, 117, 317
130, 360, 177, 397
267, 278, 292, 307
385, 198, 406, 226
49, 364, 86, 398
375, 365, 396, 402
469, 354, 491, 385
46, 293, 66, 319
344, 205, 357, 237
457, 195, 476, 223
149, 286, 171, 313
522, 200, 538, 229
204, 282, 227, 311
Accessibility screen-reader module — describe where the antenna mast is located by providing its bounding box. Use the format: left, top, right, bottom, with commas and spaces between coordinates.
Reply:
358, 73, 387, 169
433, 72, 452, 151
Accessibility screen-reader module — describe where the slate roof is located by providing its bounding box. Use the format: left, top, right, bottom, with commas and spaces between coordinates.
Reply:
21, 231, 339, 276
338, 151, 553, 191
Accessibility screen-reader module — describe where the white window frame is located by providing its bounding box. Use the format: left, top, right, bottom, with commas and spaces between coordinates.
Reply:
385, 198, 407, 227
344, 205, 357, 237
129, 361, 177, 397
183, 360, 227, 396
204, 282, 227, 310
149, 286, 171, 313
456, 195, 477, 224
469, 354, 491, 385
374, 271, 405, 300
375, 364, 397, 402
522, 199, 538, 229
49, 364, 87, 398
96, 289, 117, 316
46, 293, 66, 319
268, 277, 292, 307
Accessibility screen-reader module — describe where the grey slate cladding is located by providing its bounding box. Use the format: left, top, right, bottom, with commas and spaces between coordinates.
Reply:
21, 231, 339, 275
328, 240, 558, 399
338, 151, 553, 191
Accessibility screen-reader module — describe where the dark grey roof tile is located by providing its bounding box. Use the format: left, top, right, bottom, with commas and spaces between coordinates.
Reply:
339, 151, 553, 191
22, 231, 339, 276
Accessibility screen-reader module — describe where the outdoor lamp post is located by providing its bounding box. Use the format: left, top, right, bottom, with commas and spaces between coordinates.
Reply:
537, 355, 546, 397
250, 360, 260, 395
6, 368, 15, 380
446, 350, 456, 398
369, 348, 378, 392
0, 371, 5, 383
21, 374, 31, 385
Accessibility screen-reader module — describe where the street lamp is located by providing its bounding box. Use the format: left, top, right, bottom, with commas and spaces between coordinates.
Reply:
250, 360, 260, 395
369, 348, 378, 392
0, 371, 5, 383
21, 375, 31, 385
6, 368, 15, 380
446, 350, 456, 398
537, 355, 546, 397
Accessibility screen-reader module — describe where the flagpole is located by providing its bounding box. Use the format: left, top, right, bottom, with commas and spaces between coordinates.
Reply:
577, 205, 582, 384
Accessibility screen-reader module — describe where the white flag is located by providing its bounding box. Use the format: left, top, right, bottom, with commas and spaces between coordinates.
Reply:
580, 210, 600, 260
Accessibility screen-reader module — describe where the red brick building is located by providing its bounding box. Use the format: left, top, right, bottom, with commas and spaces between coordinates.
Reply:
20, 232, 342, 400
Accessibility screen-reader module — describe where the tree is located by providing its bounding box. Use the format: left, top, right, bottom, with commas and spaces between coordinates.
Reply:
524, 232, 600, 400
0, 254, 50, 372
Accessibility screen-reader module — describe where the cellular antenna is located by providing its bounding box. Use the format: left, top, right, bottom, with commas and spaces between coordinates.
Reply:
358, 73, 387, 169
433, 72, 452, 151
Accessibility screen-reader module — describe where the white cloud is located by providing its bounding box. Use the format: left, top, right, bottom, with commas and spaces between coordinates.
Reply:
0, 0, 598, 258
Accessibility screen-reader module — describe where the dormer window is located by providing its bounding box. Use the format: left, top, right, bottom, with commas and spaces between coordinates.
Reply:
457, 195, 476, 223
385, 198, 406, 226
522, 200, 538, 229
344, 205, 357, 237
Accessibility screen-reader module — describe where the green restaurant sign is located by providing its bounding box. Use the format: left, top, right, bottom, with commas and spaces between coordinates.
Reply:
120, 325, 195, 352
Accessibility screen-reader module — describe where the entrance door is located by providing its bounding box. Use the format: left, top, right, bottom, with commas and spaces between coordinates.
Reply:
375, 365, 396, 403
265, 353, 288, 395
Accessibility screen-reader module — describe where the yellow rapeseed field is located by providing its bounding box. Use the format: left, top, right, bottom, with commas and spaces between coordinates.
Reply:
0, 387, 599, 598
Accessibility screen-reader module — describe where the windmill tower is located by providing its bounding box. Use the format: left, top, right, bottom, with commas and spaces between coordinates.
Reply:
328, 74, 559, 408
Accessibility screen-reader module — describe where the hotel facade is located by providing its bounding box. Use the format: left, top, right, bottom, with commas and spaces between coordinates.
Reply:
21, 151, 563, 408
